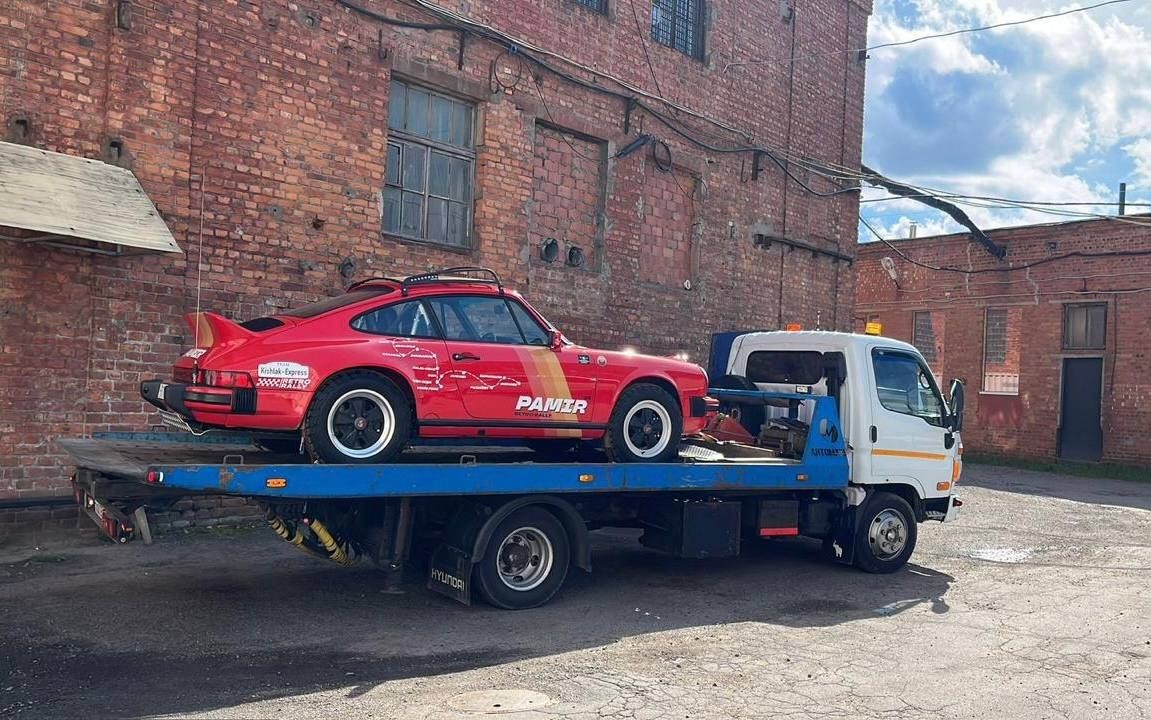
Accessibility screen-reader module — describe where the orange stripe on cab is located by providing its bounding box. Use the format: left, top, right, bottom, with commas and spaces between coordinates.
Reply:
871, 448, 949, 461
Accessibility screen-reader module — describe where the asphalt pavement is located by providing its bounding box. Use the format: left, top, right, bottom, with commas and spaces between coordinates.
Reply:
1, 464, 1149, 719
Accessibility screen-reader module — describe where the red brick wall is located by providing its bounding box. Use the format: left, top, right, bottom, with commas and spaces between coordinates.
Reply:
1, 0, 871, 507
856, 218, 1151, 465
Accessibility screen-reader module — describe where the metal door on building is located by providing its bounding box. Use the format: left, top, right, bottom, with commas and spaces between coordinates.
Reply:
1058, 358, 1103, 461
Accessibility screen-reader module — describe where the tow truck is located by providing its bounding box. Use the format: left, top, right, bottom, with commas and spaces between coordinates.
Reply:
64, 329, 965, 609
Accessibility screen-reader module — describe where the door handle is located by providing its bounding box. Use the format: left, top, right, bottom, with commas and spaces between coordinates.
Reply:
870, 425, 878, 443
453, 352, 480, 361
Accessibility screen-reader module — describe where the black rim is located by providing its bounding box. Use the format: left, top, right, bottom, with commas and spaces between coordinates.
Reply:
331, 396, 385, 450
627, 407, 664, 450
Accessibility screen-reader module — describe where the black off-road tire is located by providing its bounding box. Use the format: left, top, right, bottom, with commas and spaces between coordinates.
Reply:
474, 506, 571, 610
303, 372, 412, 464
604, 383, 683, 463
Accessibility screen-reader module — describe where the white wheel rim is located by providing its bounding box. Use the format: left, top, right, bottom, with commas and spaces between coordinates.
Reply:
622, 399, 673, 459
496, 526, 554, 592
326, 389, 396, 459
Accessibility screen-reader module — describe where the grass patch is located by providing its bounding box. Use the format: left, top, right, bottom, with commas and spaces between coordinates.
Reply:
965, 453, 1150, 483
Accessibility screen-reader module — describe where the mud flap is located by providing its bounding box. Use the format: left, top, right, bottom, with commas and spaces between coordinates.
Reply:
426, 503, 488, 605
828, 504, 859, 566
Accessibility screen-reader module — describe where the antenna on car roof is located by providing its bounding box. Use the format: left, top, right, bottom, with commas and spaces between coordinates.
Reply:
400, 267, 504, 296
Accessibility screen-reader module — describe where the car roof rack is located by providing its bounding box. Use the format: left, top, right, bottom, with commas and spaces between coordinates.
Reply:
345, 276, 403, 292
401, 267, 504, 296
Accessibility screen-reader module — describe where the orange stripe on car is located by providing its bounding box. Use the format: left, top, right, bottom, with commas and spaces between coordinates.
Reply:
518, 348, 581, 438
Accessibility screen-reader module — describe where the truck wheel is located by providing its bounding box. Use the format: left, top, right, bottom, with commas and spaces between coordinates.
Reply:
304, 372, 411, 464
474, 507, 570, 610
853, 491, 917, 573
605, 383, 683, 463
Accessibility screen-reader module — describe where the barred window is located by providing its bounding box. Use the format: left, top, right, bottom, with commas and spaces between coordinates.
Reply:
912, 311, 937, 364
651, 0, 704, 59
385, 80, 475, 247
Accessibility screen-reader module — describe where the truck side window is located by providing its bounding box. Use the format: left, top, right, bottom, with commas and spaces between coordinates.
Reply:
872, 349, 944, 427
745, 351, 824, 384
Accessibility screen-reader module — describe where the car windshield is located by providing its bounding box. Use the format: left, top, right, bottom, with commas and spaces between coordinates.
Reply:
278, 289, 394, 319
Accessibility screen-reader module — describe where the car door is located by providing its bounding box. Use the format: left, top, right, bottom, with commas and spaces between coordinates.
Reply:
349, 299, 463, 419
426, 294, 596, 426
867, 346, 954, 493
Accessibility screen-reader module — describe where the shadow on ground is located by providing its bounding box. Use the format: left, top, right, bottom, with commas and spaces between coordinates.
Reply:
0, 530, 953, 719
963, 463, 1151, 512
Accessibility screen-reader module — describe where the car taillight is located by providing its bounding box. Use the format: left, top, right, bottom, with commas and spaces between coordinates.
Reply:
199, 370, 254, 388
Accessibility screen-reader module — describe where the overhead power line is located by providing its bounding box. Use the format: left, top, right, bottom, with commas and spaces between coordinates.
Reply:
724, 0, 1135, 72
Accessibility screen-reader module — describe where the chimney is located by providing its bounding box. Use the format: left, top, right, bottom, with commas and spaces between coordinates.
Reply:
908, 222, 918, 239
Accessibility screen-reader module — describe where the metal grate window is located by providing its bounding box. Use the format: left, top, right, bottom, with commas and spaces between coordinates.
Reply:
574, 0, 607, 12
651, 0, 704, 59
912, 311, 937, 364
1064, 303, 1106, 349
982, 308, 1019, 394
385, 80, 475, 248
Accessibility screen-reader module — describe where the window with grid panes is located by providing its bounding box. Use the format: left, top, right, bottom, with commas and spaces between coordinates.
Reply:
912, 311, 937, 364
574, 0, 606, 12
385, 80, 475, 247
651, 0, 704, 59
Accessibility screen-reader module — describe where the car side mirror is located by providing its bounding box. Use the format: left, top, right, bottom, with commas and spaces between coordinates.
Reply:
549, 330, 564, 352
948, 378, 966, 432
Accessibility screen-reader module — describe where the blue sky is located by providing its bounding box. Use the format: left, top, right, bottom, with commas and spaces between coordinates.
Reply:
859, 0, 1151, 241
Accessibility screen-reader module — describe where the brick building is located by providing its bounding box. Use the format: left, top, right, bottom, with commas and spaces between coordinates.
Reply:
0, 0, 871, 531
855, 216, 1151, 466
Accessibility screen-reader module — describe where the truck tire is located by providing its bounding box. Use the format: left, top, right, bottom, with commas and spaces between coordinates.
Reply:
853, 491, 917, 573
304, 372, 411, 464
604, 383, 683, 463
712, 374, 767, 436
474, 506, 570, 610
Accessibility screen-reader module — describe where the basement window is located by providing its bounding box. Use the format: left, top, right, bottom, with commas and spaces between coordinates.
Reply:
385, 80, 475, 248
651, 0, 705, 60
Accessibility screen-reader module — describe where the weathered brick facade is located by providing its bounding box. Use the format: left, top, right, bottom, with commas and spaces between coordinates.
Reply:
0, 0, 870, 525
855, 217, 1151, 466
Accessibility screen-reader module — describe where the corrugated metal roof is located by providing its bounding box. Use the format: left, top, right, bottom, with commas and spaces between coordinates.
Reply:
0, 141, 181, 254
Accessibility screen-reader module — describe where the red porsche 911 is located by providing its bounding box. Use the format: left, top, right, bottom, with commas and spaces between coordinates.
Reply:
141, 268, 713, 463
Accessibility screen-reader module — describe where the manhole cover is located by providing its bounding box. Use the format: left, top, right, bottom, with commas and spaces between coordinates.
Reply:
446, 689, 551, 714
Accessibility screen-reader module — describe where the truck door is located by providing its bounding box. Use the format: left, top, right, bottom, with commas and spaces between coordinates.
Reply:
866, 347, 953, 493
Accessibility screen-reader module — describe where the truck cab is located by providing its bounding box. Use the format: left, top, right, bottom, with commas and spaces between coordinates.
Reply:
709, 330, 964, 523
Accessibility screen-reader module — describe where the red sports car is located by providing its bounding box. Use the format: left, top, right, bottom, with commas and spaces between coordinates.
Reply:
141, 267, 713, 463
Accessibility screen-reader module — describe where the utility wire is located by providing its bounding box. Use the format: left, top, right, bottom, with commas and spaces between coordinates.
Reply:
862, 194, 1151, 208
723, 0, 1135, 72
859, 214, 1151, 275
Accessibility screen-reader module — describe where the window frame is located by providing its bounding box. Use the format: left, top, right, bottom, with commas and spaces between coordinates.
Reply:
1063, 302, 1107, 350
911, 311, 937, 365
650, 0, 706, 60
871, 348, 947, 428
427, 294, 552, 347
385, 79, 477, 248
349, 298, 442, 339
981, 307, 1019, 395
572, 0, 607, 13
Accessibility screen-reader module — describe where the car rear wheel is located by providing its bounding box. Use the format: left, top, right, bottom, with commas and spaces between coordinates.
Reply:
605, 383, 683, 463
304, 372, 411, 464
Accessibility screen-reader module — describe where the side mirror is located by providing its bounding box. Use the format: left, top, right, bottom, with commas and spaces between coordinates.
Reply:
948, 379, 966, 432
549, 330, 564, 352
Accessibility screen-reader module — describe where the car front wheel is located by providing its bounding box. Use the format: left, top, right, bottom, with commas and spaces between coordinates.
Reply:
605, 383, 683, 463
304, 372, 412, 464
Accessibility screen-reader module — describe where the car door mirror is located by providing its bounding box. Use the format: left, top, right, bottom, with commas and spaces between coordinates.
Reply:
948, 378, 966, 432
549, 330, 564, 352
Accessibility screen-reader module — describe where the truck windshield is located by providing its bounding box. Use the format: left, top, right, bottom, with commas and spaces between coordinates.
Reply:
872, 349, 945, 426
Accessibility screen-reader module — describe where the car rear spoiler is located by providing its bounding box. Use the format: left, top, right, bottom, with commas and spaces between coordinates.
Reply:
186, 312, 255, 347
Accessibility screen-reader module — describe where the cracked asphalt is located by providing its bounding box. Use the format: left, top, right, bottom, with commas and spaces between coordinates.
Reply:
1, 464, 1149, 719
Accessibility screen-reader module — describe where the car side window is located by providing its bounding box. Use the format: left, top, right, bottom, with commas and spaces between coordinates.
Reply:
872, 349, 944, 426
429, 296, 535, 344
508, 301, 549, 345
352, 300, 439, 338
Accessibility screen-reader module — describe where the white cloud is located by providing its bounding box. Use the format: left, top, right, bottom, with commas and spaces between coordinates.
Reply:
860, 0, 1151, 239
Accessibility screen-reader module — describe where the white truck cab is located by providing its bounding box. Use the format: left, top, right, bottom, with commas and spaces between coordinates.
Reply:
709, 330, 964, 523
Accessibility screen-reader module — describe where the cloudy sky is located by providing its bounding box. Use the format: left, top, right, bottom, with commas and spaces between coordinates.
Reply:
859, 0, 1151, 242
